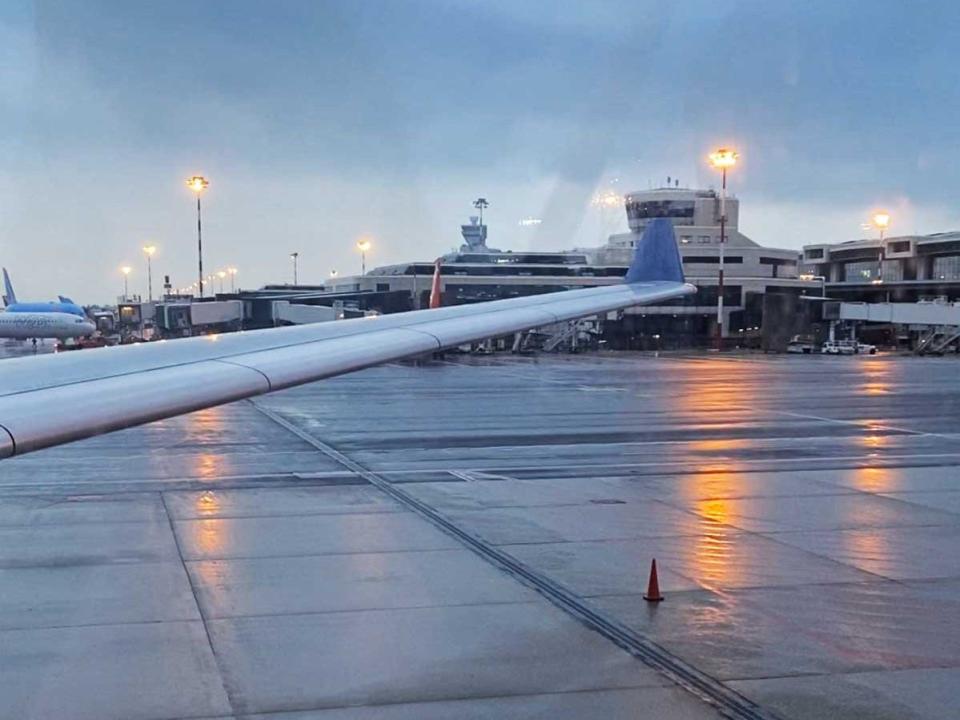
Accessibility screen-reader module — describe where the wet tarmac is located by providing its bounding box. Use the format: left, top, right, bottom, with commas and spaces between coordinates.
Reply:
1, 352, 959, 719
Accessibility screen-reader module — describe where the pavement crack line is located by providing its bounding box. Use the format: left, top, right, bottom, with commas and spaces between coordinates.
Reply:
249, 399, 783, 720
159, 492, 239, 716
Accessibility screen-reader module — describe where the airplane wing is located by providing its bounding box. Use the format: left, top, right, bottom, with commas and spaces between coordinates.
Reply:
0, 219, 694, 459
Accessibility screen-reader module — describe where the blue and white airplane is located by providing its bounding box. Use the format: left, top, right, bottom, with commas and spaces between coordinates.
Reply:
0, 219, 695, 459
2, 268, 86, 317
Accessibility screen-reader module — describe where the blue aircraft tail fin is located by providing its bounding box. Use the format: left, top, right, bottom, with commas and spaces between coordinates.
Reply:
624, 217, 685, 284
2, 268, 16, 306
58, 295, 75, 304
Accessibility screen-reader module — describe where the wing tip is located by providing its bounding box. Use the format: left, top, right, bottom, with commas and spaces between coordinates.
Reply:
624, 218, 685, 284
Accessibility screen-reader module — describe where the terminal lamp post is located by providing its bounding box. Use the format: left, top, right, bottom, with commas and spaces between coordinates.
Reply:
217, 270, 227, 293
186, 175, 209, 296
227, 267, 238, 292
120, 265, 132, 300
708, 147, 738, 351
873, 212, 891, 241
356, 238, 371, 275
473, 198, 489, 226
873, 211, 891, 283
290, 252, 299, 285
142, 245, 156, 302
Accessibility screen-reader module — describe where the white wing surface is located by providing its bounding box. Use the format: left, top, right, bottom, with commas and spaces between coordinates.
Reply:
0, 219, 694, 458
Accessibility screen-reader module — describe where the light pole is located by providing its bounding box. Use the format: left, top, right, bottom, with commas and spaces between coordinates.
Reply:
356, 238, 371, 275
412, 261, 419, 310
142, 245, 156, 302
227, 267, 238, 292
708, 147, 739, 351
473, 197, 489, 226
120, 266, 132, 300
873, 211, 890, 282
217, 270, 226, 293
290, 252, 299, 285
186, 175, 209, 296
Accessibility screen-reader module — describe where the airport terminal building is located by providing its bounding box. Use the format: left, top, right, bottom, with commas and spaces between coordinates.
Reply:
802, 231, 960, 302
334, 187, 820, 348
591, 188, 817, 348
226, 187, 821, 348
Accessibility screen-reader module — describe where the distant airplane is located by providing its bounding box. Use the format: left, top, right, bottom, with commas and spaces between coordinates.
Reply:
0, 218, 695, 459
0, 310, 96, 341
3, 268, 86, 317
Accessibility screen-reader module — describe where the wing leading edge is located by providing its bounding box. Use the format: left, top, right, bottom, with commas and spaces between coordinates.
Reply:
0, 219, 694, 458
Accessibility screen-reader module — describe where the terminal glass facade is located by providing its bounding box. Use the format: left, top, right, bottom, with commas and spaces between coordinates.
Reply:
882, 262, 904, 282
933, 255, 960, 281
843, 260, 880, 282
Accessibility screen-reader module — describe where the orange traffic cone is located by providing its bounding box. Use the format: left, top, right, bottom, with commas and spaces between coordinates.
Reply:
643, 558, 664, 602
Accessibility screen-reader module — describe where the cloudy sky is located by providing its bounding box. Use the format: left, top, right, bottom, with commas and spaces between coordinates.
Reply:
2, 0, 958, 301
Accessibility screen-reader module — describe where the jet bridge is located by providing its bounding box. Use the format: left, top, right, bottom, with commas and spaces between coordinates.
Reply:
824, 300, 960, 354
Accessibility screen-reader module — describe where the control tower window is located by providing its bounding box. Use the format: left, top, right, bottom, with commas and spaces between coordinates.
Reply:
626, 200, 695, 225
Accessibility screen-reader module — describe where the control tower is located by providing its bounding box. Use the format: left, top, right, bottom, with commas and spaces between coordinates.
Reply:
460, 216, 492, 252
624, 187, 740, 235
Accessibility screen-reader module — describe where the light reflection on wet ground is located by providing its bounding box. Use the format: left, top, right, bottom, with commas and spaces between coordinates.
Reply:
1, 352, 959, 719
267, 352, 959, 720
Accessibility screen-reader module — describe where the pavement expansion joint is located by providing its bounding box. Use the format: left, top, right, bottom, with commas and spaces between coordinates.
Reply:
249, 399, 784, 720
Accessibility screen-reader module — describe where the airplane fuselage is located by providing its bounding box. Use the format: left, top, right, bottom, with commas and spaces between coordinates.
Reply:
5, 302, 86, 317
0, 311, 96, 339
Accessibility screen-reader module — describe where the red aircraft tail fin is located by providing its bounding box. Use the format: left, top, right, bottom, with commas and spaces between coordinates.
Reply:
428, 258, 443, 309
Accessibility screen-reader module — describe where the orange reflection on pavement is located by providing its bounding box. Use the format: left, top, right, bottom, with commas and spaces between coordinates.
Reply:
676, 472, 749, 504
698, 497, 734, 525
861, 433, 888, 450
186, 407, 231, 481
858, 360, 891, 396
195, 490, 220, 516
183, 406, 227, 441
194, 453, 222, 480
689, 529, 741, 589
848, 466, 893, 493
685, 496, 743, 589
842, 523, 889, 577
661, 361, 757, 590
192, 518, 227, 557
690, 438, 751, 453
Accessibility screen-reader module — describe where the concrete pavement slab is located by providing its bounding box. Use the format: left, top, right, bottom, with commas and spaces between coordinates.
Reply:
187, 549, 535, 618
729, 667, 960, 720
0, 620, 231, 720
173, 512, 461, 560
242, 686, 723, 719
504, 532, 879, 596
767, 524, 960, 581
0, 561, 198, 630
0, 519, 180, 568
164, 485, 400, 520
207, 602, 671, 715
